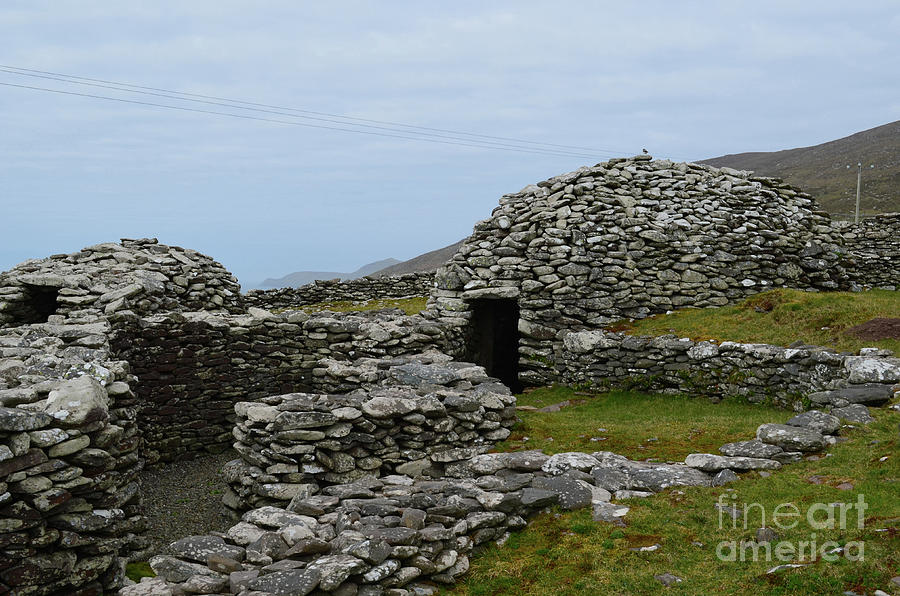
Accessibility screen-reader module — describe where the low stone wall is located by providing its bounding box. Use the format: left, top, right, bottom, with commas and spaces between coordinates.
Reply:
0, 320, 147, 595
834, 213, 900, 289
108, 309, 463, 462
558, 329, 900, 408
223, 354, 516, 514
244, 273, 434, 310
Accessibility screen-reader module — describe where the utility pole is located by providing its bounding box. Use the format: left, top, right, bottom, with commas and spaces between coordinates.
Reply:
855, 162, 861, 224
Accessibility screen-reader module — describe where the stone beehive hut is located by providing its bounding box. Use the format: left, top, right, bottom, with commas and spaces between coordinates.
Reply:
430, 155, 847, 386
0, 238, 243, 327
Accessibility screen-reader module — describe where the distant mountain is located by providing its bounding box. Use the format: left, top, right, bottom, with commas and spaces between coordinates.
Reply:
372, 240, 465, 277
701, 120, 900, 215
258, 258, 401, 289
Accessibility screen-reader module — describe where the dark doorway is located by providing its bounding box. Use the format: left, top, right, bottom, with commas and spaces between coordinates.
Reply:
18, 285, 60, 324
468, 298, 522, 392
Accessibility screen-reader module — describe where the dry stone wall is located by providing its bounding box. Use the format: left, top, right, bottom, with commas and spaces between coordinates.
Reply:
244, 273, 434, 311
108, 309, 464, 462
0, 320, 148, 596
224, 353, 516, 514
833, 213, 900, 289
559, 329, 900, 409
430, 156, 849, 385
0, 238, 242, 328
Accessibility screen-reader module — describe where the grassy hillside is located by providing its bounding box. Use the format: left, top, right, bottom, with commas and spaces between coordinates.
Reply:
701, 120, 900, 215
611, 289, 900, 354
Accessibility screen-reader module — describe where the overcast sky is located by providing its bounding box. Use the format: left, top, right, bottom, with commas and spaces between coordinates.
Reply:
2, 1, 898, 287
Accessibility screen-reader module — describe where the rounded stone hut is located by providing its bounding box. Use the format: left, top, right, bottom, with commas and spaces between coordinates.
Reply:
429, 155, 847, 386
0, 237, 243, 327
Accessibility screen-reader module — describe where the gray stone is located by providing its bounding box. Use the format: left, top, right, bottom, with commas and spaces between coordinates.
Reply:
348, 539, 393, 565
591, 467, 628, 491
772, 451, 804, 464
243, 506, 316, 529
118, 577, 175, 596
592, 501, 629, 523
41, 376, 109, 428
541, 452, 599, 475
712, 469, 739, 486
149, 555, 225, 584
0, 407, 52, 432
844, 357, 900, 384
684, 453, 781, 472
308, 554, 368, 591
719, 439, 783, 458
504, 450, 549, 471
249, 568, 321, 596
831, 404, 874, 424
390, 363, 460, 386
756, 423, 826, 452
532, 476, 593, 510
808, 384, 894, 407
628, 464, 711, 491
361, 396, 418, 418
785, 410, 841, 435
520, 488, 559, 507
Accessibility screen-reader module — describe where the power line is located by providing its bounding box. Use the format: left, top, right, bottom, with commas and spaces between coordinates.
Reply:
0, 81, 607, 159
0, 67, 605, 159
0, 64, 627, 155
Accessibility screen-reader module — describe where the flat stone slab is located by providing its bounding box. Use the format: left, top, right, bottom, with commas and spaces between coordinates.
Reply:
756, 423, 826, 452
531, 476, 593, 510
831, 404, 874, 424
719, 439, 783, 458
169, 535, 245, 564
249, 568, 321, 596
541, 452, 600, 475
684, 453, 781, 472
785, 410, 841, 435
592, 501, 629, 523
627, 464, 711, 491
808, 384, 894, 407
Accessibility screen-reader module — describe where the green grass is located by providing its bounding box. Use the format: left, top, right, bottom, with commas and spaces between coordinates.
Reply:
125, 561, 155, 583
496, 386, 788, 461
274, 296, 428, 315
612, 289, 900, 354
446, 407, 900, 596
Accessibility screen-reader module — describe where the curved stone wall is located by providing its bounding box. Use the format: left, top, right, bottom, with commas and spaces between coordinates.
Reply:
244, 272, 434, 310
0, 320, 147, 595
224, 353, 516, 514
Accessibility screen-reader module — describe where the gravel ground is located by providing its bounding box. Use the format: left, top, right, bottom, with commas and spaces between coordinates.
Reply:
139, 449, 238, 556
